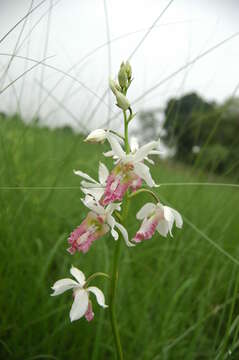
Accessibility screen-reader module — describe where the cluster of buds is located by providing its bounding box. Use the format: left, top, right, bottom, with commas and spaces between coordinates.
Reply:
51, 61, 183, 323
109, 61, 132, 110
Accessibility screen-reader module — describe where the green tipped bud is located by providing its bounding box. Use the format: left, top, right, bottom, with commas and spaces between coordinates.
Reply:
109, 78, 121, 95
125, 61, 132, 80
118, 62, 128, 89
115, 90, 130, 110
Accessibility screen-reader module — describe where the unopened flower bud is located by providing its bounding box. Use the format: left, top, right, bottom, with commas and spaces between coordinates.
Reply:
125, 61, 132, 80
118, 62, 128, 89
109, 79, 121, 95
84, 129, 107, 143
115, 90, 130, 110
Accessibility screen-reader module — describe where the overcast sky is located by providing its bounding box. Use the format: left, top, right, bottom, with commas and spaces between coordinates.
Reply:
0, 0, 239, 132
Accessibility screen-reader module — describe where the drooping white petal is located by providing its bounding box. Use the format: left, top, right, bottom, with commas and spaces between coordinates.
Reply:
70, 289, 89, 322
156, 220, 169, 237
162, 206, 175, 236
171, 208, 183, 228
51, 278, 79, 296
98, 162, 109, 184
133, 141, 157, 162
106, 133, 125, 159
136, 203, 156, 220
133, 162, 158, 187
70, 266, 86, 286
163, 206, 175, 223
114, 221, 135, 247
88, 286, 108, 308
107, 215, 119, 240
73, 170, 97, 184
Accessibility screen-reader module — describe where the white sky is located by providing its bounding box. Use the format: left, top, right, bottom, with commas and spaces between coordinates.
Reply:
0, 0, 239, 132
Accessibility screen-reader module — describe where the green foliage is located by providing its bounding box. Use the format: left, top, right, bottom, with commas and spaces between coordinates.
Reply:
0, 116, 239, 359
163, 93, 239, 176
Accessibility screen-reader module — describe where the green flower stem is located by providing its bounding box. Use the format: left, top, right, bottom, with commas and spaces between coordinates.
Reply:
128, 188, 159, 203
109, 107, 131, 360
109, 238, 123, 360
123, 110, 130, 154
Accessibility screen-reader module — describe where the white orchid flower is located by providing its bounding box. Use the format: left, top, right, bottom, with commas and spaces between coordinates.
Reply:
74, 162, 109, 201
132, 202, 183, 243
100, 133, 161, 205
67, 195, 134, 254
82, 195, 134, 248
51, 266, 107, 322
84, 129, 107, 143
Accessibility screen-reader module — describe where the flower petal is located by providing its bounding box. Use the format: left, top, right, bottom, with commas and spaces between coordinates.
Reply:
114, 221, 135, 247
133, 141, 157, 162
156, 220, 169, 237
171, 208, 183, 228
98, 162, 109, 184
81, 181, 102, 188
88, 286, 108, 308
70, 289, 89, 322
81, 187, 105, 202
70, 266, 85, 286
163, 206, 175, 223
106, 215, 119, 240
136, 203, 156, 220
51, 278, 79, 296
73, 170, 97, 184
134, 162, 158, 187
81, 196, 105, 215
106, 133, 125, 159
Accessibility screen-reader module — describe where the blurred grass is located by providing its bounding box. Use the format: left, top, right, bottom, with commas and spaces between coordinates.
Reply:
0, 114, 239, 360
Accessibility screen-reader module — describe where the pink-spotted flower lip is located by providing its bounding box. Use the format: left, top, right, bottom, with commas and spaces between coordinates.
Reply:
67, 211, 109, 254
132, 202, 183, 243
100, 162, 142, 206
51, 266, 108, 322
81, 195, 135, 248
74, 162, 109, 202
103, 133, 162, 187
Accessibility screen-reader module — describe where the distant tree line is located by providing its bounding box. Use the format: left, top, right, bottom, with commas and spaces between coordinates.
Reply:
138, 92, 239, 177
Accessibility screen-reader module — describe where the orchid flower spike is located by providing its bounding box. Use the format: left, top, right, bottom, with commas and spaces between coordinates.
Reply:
101, 133, 162, 205
51, 266, 108, 322
133, 202, 183, 243
74, 162, 109, 201
68, 196, 134, 254
84, 129, 107, 143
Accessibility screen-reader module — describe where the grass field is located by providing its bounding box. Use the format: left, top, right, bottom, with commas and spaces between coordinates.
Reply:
0, 115, 239, 360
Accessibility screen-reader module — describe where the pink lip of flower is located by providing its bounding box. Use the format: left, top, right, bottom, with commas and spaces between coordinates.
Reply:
67, 211, 109, 254
51, 266, 108, 322
132, 202, 183, 243
85, 301, 94, 322
68, 195, 135, 253
100, 162, 141, 206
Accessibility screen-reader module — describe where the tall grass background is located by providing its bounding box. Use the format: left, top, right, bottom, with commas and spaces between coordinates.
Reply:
0, 1, 239, 359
